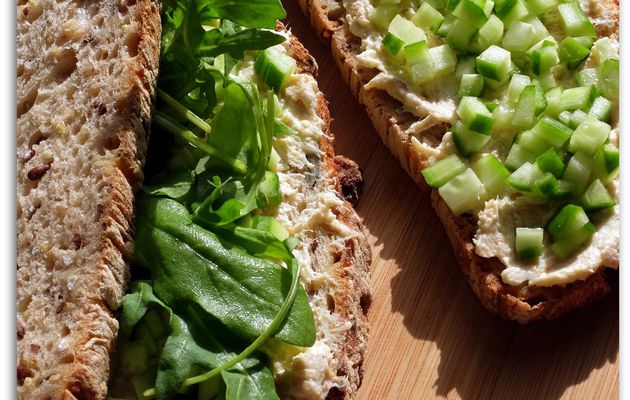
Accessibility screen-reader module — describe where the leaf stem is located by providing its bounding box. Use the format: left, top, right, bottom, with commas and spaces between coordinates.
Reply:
155, 112, 247, 174
157, 89, 212, 134
142, 258, 302, 399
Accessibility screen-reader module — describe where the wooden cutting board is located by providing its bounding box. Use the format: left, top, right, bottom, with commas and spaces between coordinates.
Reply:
282, 2, 619, 399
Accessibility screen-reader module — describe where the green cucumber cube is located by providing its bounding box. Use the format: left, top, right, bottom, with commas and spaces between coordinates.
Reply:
558, 110, 572, 126
473, 15, 504, 52
532, 116, 573, 149
535, 148, 566, 178
485, 101, 498, 112
516, 129, 550, 156
524, 0, 557, 15
598, 59, 619, 101
550, 180, 576, 200
438, 168, 487, 215
569, 109, 589, 129
558, 36, 591, 69
568, 119, 610, 155
436, 14, 456, 37
254, 48, 296, 93
562, 151, 594, 195
370, 6, 399, 32
543, 86, 563, 116
430, 45, 458, 77
558, 1, 597, 38
457, 96, 495, 134
588, 96, 612, 122
404, 41, 436, 83
592, 143, 619, 184
446, 17, 479, 51
551, 222, 595, 258
577, 68, 598, 87
471, 154, 510, 197
382, 32, 405, 55
458, 74, 485, 97
453, 0, 489, 25
594, 37, 617, 63
452, 120, 491, 156
388, 15, 427, 44
476, 45, 512, 83
495, 0, 529, 24
532, 45, 559, 75
412, 2, 445, 32
534, 172, 560, 197
560, 85, 595, 111
506, 161, 545, 192
505, 143, 537, 170
455, 56, 477, 79
546, 204, 590, 238
512, 85, 537, 128
493, 103, 515, 130
422, 154, 467, 188
515, 227, 544, 259
524, 15, 550, 43
503, 21, 535, 52
508, 74, 532, 106
580, 179, 615, 212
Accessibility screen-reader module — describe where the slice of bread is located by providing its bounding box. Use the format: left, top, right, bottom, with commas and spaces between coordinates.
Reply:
16, 0, 161, 398
298, 0, 619, 322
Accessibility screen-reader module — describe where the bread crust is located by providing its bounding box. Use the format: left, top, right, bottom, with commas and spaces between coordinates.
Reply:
16, 1, 161, 399
299, 0, 618, 323
286, 29, 372, 399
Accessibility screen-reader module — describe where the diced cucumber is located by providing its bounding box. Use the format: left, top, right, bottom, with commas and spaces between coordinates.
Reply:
476, 45, 512, 83
412, 2, 445, 32
512, 85, 537, 128
515, 227, 544, 259
254, 48, 296, 93
568, 119, 610, 155
551, 222, 595, 258
438, 168, 487, 215
493, 103, 515, 130
577, 68, 598, 87
580, 179, 615, 211
532, 117, 573, 149
569, 109, 589, 129
558, 37, 591, 69
122, 341, 149, 375
404, 41, 435, 83
456, 56, 477, 79
588, 96, 612, 122
471, 154, 510, 197
550, 179, 576, 200
592, 143, 619, 184
503, 21, 534, 52
598, 59, 619, 101
535, 148, 565, 178
422, 154, 467, 188
453, 0, 489, 25
532, 45, 559, 75
543, 86, 563, 116
458, 74, 485, 96
562, 151, 593, 195
505, 143, 536, 170
382, 33, 405, 55
534, 172, 560, 197
560, 85, 594, 111
524, 15, 550, 43
452, 120, 491, 156
430, 45, 458, 77
457, 96, 495, 133
558, 1, 597, 38
524, 0, 557, 15
370, 5, 399, 32
546, 204, 590, 238
472, 15, 504, 52
516, 129, 549, 156
447, 0, 463, 12
495, 0, 529, 24
538, 71, 557, 91
558, 110, 572, 126
436, 14, 456, 37
508, 74, 531, 105
506, 162, 545, 192
485, 101, 498, 112
446, 17, 478, 51
388, 15, 427, 44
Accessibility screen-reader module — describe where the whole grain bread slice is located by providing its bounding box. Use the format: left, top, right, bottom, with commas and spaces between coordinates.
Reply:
16, 0, 161, 398
298, 0, 618, 323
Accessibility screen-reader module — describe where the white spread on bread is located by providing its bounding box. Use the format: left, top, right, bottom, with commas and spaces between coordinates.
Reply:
234, 43, 360, 399
343, 0, 619, 287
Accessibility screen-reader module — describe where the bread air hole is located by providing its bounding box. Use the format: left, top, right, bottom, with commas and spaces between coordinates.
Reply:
52, 47, 78, 82
17, 87, 38, 118
125, 31, 140, 57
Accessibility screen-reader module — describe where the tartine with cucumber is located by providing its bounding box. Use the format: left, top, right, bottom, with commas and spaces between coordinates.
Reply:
300, 0, 619, 322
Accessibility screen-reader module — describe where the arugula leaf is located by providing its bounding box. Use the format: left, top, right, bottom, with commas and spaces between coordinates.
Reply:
121, 281, 171, 335
134, 197, 316, 347
198, 28, 286, 58
198, 0, 286, 29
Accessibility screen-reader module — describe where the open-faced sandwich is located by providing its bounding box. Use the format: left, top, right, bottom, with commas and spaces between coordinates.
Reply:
299, 0, 619, 322
16, 1, 370, 399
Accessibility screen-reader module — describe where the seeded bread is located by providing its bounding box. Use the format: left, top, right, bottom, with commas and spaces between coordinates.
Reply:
16, 0, 160, 398
298, 0, 619, 323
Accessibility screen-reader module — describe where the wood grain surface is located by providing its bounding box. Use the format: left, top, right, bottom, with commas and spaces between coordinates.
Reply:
281, 1, 620, 399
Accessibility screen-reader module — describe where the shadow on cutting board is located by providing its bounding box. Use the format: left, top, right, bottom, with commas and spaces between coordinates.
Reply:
281, 2, 618, 399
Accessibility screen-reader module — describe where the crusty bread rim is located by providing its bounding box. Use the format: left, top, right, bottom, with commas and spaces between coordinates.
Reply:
297, 0, 618, 323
